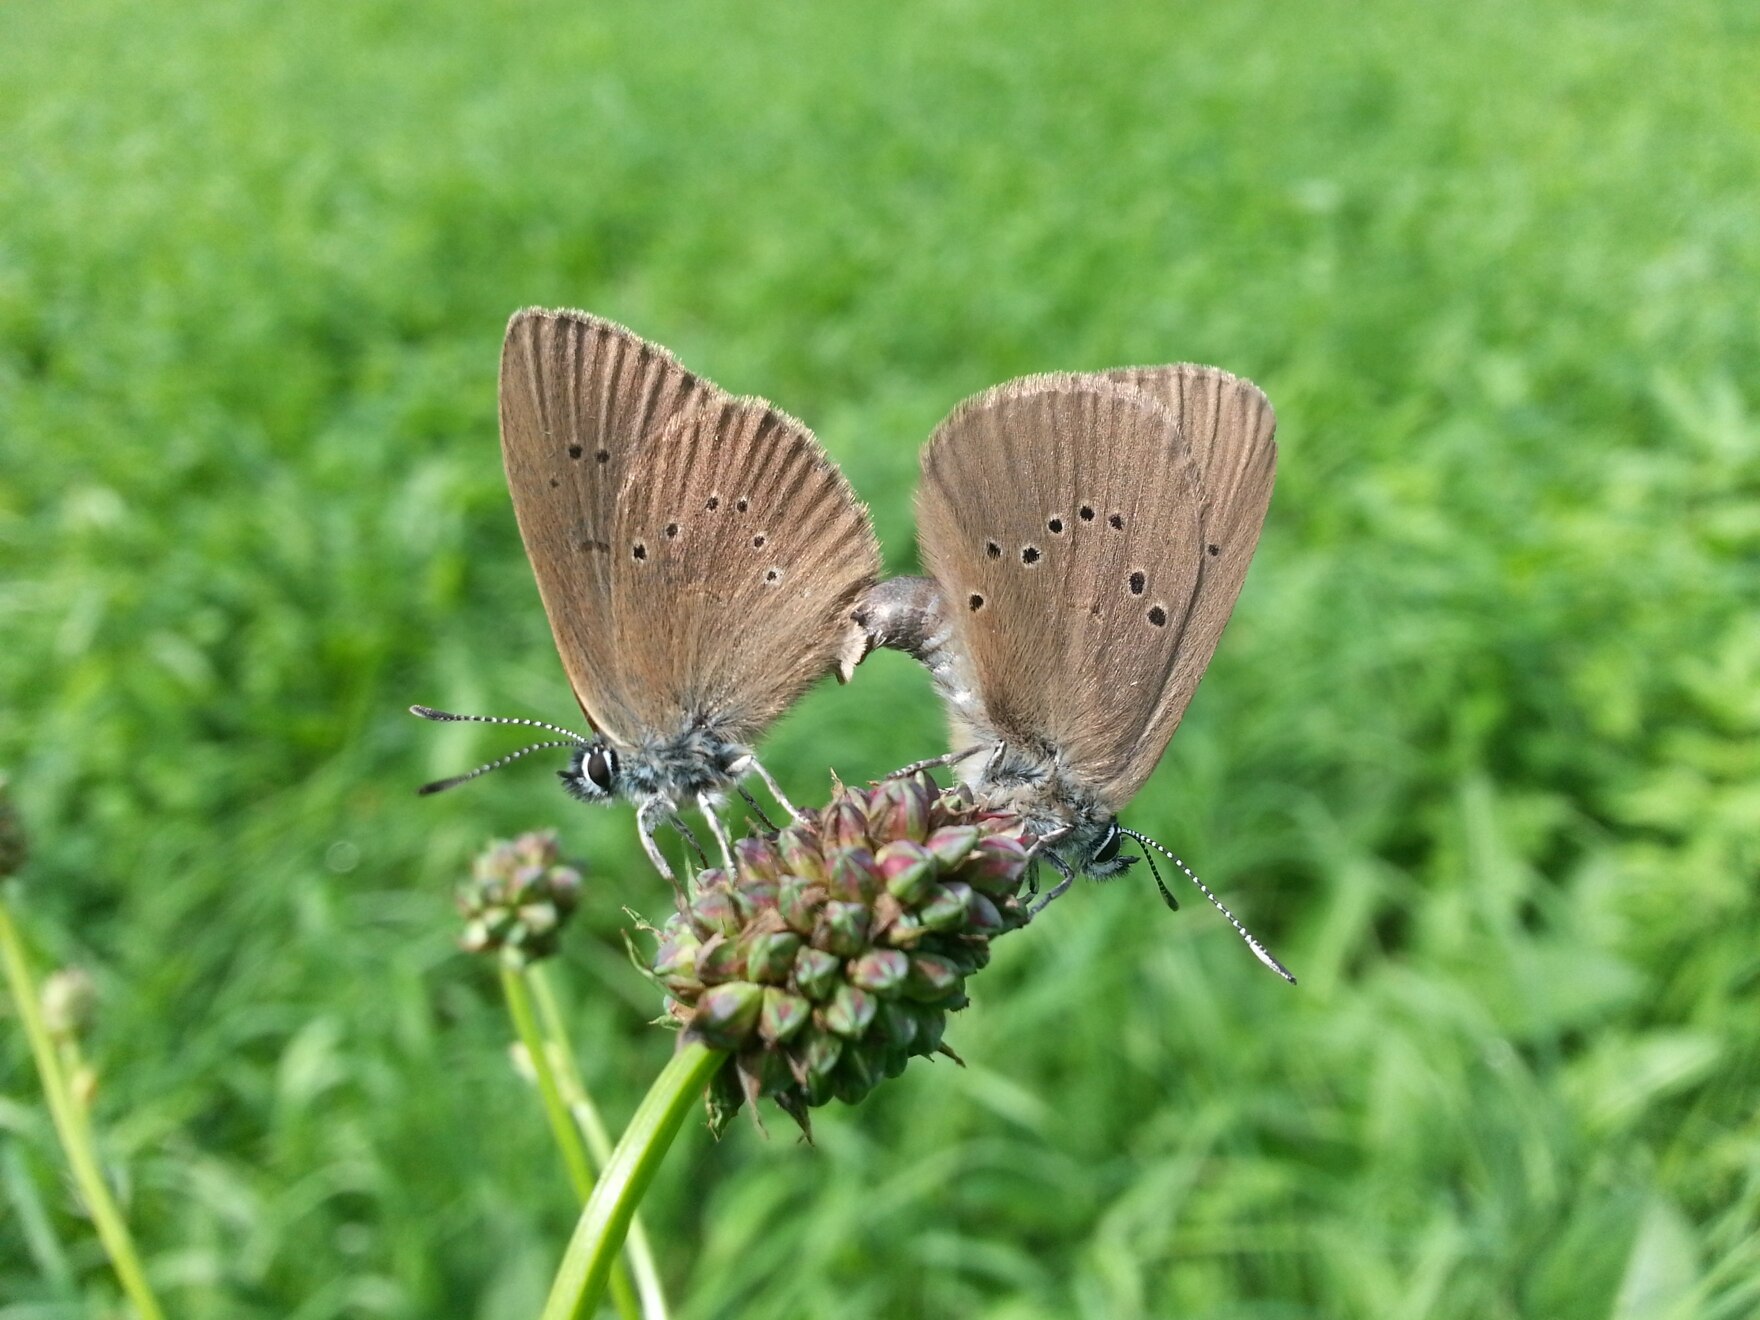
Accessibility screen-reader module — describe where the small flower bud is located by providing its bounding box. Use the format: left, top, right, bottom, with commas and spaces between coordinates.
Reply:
917, 883, 972, 931
825, 848, 879, 903
688, 883, 743, 938
734, 836, 783, 884
823, 795, 872, 850
792, 946, 843, 1002
777, 824, 827, 884
877, 840, 937, 904
758, 988, 810, 1044
846, 948, 909, 996
744, 930, 802, 984
814, 900, 871, 957
924, 824, 981, 868
905, 953, 963, 1002
777, 874, 824, 936
696, 938, 746, 985
824, 983, 877, 1039
868, 777, 932, 843
691, 982, 764, 1050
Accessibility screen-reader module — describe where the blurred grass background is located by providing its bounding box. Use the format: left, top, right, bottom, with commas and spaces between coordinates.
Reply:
2, 0, 1757, 1316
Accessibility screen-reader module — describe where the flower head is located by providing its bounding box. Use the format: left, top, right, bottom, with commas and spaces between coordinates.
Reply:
649, 774, 1035, 1136
460, 830, 584, 965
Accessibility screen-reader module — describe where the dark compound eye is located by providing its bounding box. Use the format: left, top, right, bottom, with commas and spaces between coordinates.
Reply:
1093, 823, 1122, 865
586, 747, 616, 793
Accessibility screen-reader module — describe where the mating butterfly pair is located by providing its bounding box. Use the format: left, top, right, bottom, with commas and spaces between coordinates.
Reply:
415, 308, 1290, 981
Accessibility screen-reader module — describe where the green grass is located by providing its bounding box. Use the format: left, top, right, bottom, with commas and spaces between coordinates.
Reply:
3, 0, 1758, 1315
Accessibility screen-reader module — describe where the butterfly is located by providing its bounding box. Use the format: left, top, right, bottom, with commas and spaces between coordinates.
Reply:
415, 308, 880, 885
853, 367, 1293, 980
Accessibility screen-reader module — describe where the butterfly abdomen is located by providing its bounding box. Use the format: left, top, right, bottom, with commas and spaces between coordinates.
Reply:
853, 576, 986, 726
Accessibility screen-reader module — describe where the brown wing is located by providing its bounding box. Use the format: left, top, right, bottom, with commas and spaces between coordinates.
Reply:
1095, 365, 1276, 802
498, 308, 725, 736
917, 376, 1205, 803
603, 397, 880, 745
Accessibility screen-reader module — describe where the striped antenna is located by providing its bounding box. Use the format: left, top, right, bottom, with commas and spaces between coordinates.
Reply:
417, 740, 579, 796
409, 704, 591, 745
1120, 829, 1296, 985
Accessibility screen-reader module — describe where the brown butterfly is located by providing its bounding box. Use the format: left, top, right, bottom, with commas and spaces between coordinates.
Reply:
415, 309, 880, 884
855, 367, 1292, 979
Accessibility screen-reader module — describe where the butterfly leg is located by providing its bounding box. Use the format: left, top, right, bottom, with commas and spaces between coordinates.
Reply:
883, 744, 989, 782
1028, 853, 1078, 918
733, 755, 801, 821
697, 793, 736, 868
668, 813, 710, 869
736, 784, 778, 833
636, 798, 686, 901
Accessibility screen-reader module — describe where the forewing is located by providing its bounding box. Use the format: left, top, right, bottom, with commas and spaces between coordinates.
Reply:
498, 308, 724, 737
606, 397, 881, 744
917, 377, 1204, 801
1097, 365, 1276, 801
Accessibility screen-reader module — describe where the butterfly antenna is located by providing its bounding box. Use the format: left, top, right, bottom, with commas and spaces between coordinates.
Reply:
416, 740, 580, 795
409, 704, 592, 745
1120, 829, 1297, 985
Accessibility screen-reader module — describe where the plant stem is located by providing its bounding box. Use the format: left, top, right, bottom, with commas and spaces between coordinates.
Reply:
0, 895, 166, 1320
529, 965, 670, 1320
541, 1040, 726, 1320
502, 961, 599, 1197
500, 962, 643, 1320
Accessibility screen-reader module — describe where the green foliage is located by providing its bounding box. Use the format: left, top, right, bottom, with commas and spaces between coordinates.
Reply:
2, 0, 1756, 1315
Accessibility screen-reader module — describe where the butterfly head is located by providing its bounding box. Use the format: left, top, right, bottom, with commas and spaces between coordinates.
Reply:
1083, 817, 1137, 879
559, 741, 622, 803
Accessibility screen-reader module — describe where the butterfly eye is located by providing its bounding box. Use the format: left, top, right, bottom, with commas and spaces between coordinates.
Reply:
1092, 822, 1123, 865
586, 747, 617, 793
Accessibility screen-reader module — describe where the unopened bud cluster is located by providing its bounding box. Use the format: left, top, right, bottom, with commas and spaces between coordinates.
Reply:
651, 774, 1034, 1134
460, 830, 583, 964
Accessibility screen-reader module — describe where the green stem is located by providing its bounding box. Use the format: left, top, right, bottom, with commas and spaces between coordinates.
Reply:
501, 961, 599, 1198
541, 1040, 726, 1320
0, 895, 166, 1320
501, 964, 644, 1320
529, 966, 670, 1320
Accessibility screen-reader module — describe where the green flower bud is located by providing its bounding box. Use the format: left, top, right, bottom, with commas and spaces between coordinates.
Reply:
825, 847, 879, 903
778, 874, 824, 936
692, 981, 764, 1050
777, 824, 828, 884
744, 930, 802, 984
734, 836, 783, 883
918, 883, 972, 931
877, 839, 937, 904
792, 946, 843, 1001
846, 948, 909, 996
824, 983, 878, 1039
815, 900, 871, 956
924, 824, 981, 868
905, 952, 963, 1002
823, 796, 872, 850
759, 988, 811, 1044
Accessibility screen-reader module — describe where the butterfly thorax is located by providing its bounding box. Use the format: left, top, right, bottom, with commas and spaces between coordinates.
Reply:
560, 720, 747, 808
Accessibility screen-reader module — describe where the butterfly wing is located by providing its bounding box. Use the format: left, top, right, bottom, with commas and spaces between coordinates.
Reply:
499, 308, 726, 737
916, 376, 1206, 804
606, 397, 881, 744
1095, 365, 1276, 802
